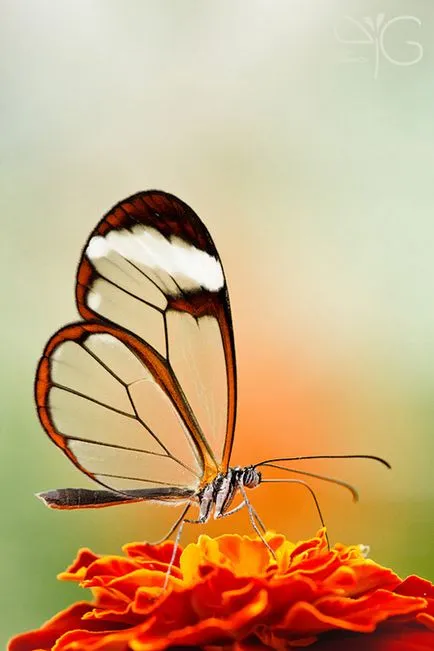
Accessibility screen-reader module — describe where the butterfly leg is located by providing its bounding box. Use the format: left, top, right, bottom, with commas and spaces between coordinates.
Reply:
249, 507, 266, 533
152, 504, 191, 545
217, 497, 266, 533
216, 499, 265, 537
163, 510, 205, 590
237, 482, 276, 559
216, 499, 246, 519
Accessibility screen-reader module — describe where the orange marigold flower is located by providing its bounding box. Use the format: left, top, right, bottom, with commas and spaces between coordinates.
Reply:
8, 529, 434, 651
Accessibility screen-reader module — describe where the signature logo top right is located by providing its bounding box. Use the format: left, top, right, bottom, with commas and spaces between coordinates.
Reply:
334, 14, 423, 79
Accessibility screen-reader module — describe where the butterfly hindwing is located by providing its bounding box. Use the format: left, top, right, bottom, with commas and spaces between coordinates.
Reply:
36, 321, 208, 495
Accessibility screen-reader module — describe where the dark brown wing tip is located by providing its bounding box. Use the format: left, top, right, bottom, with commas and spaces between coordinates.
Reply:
36, 490, 63, 508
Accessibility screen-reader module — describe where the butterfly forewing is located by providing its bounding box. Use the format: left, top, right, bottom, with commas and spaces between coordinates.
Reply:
75, 191, 237, 471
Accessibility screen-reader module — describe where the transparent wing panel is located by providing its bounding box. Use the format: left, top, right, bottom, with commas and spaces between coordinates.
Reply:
166, 311, 228, 464
68, 440, 196, 487
86, 277, 166, 356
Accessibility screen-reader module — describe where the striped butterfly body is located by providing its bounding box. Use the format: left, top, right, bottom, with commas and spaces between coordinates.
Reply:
36, 191, 390, 559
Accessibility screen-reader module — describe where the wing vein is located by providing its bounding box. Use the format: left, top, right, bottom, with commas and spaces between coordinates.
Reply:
96, 471, 194, 488
79, 270, 164, 314
64, 434, 169, 457
125, 385, 201, 478
163, 312, 170, 367
46, 382, 135, 419
123, 257, 168, 302
81, 341, 128, 387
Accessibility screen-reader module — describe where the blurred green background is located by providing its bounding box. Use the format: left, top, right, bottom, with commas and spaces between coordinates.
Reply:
2, 0, 433, 646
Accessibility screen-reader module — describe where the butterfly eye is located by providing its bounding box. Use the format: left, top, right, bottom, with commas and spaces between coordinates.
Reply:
243, 468, 260, 488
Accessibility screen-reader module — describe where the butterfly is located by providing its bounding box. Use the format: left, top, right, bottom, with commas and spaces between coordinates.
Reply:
36, 190, 390, 561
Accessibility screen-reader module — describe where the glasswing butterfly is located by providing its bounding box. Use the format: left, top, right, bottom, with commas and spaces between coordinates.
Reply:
35, 191, 390, 566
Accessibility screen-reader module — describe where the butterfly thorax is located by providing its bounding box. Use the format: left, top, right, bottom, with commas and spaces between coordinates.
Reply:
196, 466, 261, 523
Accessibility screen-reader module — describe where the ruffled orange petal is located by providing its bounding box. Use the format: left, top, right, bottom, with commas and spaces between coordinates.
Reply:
8, 530, 434, 651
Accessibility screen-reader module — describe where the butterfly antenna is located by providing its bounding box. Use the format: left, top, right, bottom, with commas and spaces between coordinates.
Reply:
259, 462, 359, 502
255, 454, 391, 469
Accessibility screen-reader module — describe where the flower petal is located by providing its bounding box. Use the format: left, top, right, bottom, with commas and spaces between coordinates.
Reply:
9, 603, 99, 651
9, 530, 434, 651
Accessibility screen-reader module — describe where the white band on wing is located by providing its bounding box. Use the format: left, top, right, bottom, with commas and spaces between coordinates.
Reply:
86, 225, 224, 294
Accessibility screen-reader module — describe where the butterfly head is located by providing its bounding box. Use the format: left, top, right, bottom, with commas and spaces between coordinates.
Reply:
241, 465, 261, 489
